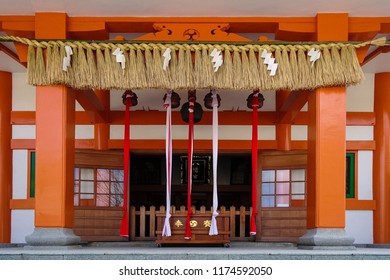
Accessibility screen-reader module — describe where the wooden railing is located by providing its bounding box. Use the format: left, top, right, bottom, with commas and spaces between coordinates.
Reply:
130, 205, 254, 241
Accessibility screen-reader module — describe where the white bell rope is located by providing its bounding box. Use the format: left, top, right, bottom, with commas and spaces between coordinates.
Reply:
209, 90, 219, 236
162, 90, 172, 237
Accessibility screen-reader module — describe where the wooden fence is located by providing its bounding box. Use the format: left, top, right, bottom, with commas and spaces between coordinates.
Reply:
130, 205, 254, 241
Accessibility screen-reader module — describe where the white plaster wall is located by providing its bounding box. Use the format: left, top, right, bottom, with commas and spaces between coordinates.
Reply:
357, 151, 373, 200
11, 210, 35, 244
109, 89, 276, 112
291, 125, 308, 140
75, 100, 85, 111
12, 150, 28, 199
110, 125, 276, 140
12, 125, 36, 139
345, 210, 373, 244
75, 125, 94, 139
12, 73, 36, 111
12, 73, 86, 111
346, 126, 374, 141
258, 126, 275, 140
346, 73, 374, 112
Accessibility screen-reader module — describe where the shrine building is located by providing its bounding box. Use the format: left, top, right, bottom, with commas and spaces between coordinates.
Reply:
0, 1, 390, 249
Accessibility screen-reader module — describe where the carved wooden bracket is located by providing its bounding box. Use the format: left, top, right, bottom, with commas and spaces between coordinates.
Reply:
135, 23, 250, 42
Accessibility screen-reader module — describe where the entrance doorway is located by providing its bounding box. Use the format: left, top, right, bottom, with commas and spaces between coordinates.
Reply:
72, 150, 308, 243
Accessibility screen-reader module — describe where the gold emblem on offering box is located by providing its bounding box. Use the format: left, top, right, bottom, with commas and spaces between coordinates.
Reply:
203, 220, 211, 228
174, 220, 183, 227
189, 220, 198, 227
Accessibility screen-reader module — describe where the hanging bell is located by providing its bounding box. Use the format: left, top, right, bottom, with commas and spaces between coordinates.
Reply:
163, 90, 181, 109
204, 90, 221, 109
122, 90, 138, 106
180, 89, 203, 123
246, 91, 265, 109
180, 102, 203, 123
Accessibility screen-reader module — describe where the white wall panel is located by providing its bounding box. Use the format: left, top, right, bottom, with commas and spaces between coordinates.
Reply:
11, 210, 34, 244
346, 73, 374, 112
109, 89, 277, 112
75, 125, 94, 139
75, 100, 84, 111
346, 126, 373, 141
12, 150, 28, 199
12, 125, 36, 139
12, 73, 36, 111
357, 151, 373, 200
345, 210, 373, 244
110, 125, 275, 140
291, 125, 308, 140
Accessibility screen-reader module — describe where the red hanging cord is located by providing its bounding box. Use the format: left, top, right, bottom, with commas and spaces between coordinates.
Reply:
184, 97, 195, 240
250, 92, 259, 236
120, 93, 132, 237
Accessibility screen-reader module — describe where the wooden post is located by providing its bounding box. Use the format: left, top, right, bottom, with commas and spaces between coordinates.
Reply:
149, 206, 156, 237
299, 86, 354, 247
298, 14, 354, 248
94, 89, 110, 150
230, 206, 236, 237
25, 13, 80, 246
140, 206, 146, 238
276, 90, 291, 151
373, 73, 390, 243
0, 71, 12, 243
130, 206, 136, 240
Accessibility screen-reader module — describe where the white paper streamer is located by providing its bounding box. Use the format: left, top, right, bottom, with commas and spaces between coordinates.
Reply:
210, 48, 223, 72
308, 47, 321, 66
261, 49, 278, 76
112, 48, 126, 70
62, 45, 73, 72
209, 90, 219, 236
162, 90, 172, 237
163, 48, 171, 71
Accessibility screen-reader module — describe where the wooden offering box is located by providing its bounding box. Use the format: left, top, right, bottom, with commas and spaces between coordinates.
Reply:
156, 206, 230, 247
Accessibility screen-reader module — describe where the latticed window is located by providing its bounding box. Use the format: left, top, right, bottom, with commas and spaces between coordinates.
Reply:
261, 169, 306, 208
74, 167, 124, 207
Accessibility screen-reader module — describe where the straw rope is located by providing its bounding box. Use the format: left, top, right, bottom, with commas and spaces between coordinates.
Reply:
1, 35, 386, 90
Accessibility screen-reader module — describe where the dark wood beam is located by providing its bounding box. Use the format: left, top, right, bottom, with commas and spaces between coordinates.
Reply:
278, 91, 310, 124
75, 89, 107, 123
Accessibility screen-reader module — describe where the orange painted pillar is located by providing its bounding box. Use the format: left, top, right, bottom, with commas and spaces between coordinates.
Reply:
0, 72, 12, 243
276, 90, 291, 151
298, 13, 354, 248
34, 86, 76, 228
373, 73, 390, 243
25, 13, 80, 246
306, 87, 347, 229
94, 90, 110, 150
299, 87, 354, 248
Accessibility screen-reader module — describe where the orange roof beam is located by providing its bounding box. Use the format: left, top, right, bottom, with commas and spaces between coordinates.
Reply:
278, 90, 310, 124
3, 15, 389, 38
362, 46, 390, 66
75, 89, 107, 123
0, 43, 26, 67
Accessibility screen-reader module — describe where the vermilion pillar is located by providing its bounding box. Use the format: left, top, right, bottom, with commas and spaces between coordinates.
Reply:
299, 87, 354, 248
373, 73, 390, 243
25, 13, 80, 246
298, 13, 354, 248
0, 72, 12, 243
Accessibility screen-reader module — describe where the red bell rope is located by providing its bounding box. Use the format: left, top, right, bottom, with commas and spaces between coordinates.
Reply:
250, 91, 259, 236
184, 97, 195, 240
120, 94, 131, 237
